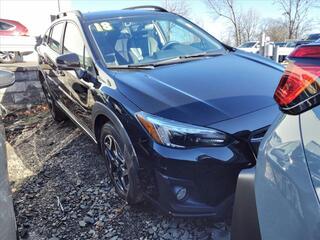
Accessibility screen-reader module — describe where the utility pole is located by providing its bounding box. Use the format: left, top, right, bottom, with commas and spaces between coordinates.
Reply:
57, 0, 61, 12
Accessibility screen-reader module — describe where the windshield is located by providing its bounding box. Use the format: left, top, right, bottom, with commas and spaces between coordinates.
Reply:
89, 15, 224, 67
239, 42, 257, 48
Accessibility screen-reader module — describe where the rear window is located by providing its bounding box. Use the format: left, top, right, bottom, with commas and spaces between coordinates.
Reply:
48, 22, 65, 53
0, 21, 14, 30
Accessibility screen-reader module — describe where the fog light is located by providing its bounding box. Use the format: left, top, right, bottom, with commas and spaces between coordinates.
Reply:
175, 187, 187, 201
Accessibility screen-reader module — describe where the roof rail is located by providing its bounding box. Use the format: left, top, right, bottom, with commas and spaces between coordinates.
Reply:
123, 5, 168, 12
56, 10, 82, 20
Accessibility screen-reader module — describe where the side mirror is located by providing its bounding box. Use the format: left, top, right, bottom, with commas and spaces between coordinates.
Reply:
56, 53, 80, 70
0, 70, 15, 88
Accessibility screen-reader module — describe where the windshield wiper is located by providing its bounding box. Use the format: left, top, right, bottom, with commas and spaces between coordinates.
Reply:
107, 64, 155, 70
148, 51, 224, 66
180, 51, 224, 59
107, 51, 224, 69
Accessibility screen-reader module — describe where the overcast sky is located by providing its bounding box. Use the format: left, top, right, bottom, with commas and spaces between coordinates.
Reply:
72, 0, 320, 40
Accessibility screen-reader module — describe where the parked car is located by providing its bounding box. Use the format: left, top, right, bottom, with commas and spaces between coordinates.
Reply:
284, 40, 298, 48
37, 6, 283, 218
0, 70, 17, 240
255, 41, 320, 240
0, 18, 30, 63
305, 33, 320, 41
275, 41, 297, 63
274, 42, 286, 47
237, 41, 260, 53
0, 19, 29, 36
231, 42, 320, 239
294, 34, 320, 48
295, 39, 313, 47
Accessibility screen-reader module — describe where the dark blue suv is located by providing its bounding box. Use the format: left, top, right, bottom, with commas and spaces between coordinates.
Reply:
37, 6, 283, 218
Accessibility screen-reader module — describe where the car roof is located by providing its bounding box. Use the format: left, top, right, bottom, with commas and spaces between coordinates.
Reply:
82, 10, 169, 22
0, 18, 21, 25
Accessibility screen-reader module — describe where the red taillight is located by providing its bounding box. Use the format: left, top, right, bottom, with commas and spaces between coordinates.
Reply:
274, 64, 319, 106
290, 45, 320, 58
274, 45, 320, 114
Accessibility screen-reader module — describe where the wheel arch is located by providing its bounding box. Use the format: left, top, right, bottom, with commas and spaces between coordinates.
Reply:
92, 101, 142, 179
92, 102, 137, 155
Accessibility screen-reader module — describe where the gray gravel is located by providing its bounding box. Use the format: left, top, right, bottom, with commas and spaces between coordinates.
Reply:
5, 106, 230, 240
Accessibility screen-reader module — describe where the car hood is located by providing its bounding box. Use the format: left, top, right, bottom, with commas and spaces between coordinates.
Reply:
114, 51, 283, 126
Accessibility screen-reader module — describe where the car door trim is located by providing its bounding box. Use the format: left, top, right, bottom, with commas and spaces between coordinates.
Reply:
55, 99, 97, 143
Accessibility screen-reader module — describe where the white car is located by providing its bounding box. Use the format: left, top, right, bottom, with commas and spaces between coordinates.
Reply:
238, 41, 260, 53
276, 41, 297, 62
0, 35, 36, 63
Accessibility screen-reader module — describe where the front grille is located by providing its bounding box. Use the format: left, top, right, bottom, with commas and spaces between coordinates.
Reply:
249, 126, 269, 156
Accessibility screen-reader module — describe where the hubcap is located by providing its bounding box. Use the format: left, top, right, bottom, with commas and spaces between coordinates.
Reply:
103, 134, 129, 193
0, 51, 15, 62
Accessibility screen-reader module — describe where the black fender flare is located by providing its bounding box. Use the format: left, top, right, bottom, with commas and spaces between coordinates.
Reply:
92, 102, 141, 170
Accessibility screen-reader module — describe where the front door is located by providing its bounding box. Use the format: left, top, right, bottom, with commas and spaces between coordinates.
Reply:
60, 21, 96, 131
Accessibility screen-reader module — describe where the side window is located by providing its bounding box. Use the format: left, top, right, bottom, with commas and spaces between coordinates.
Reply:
0, 21, 14, 31
48, 22, 64, 53
64, 22, 94, 72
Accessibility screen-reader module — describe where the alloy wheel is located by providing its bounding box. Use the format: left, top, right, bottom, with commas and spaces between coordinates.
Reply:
103, 134, 129, 194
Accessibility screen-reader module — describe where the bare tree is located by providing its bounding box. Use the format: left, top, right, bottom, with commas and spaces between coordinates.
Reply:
206, 0, 260, 45
206, 0, 242, 45
260, 18, 288, 42
275, 0, 314, 39
241, 9, 260, 42
162, 0, 190, 17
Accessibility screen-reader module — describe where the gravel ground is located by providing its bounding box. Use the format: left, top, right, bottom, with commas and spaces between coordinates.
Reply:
5, 105, 230, 240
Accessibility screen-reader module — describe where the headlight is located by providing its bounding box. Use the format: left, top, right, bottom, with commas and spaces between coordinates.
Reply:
136, 112, 231, 148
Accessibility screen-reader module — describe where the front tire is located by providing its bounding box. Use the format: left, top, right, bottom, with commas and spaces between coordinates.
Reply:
100, 122, 142, 205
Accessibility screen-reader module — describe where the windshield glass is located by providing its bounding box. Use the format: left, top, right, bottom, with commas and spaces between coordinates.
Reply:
239, 42, 257, 48
89, 15, 224, 67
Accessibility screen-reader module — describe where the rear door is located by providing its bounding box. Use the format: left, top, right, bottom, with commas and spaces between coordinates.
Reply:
41, 21, 70, 106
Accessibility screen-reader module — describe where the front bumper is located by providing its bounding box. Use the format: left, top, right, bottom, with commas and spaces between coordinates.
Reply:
231, 168, 261, 240
136, 139, 256, 218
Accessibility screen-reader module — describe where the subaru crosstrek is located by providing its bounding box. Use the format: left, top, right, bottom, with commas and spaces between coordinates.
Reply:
37, 6, 283, 218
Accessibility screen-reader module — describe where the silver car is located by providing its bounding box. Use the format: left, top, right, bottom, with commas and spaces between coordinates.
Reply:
231, 43, 320, 240
0, 70, 17, 240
